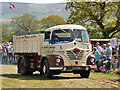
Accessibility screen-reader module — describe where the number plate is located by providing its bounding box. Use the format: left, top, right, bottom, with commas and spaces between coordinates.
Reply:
72, 67, 81, 70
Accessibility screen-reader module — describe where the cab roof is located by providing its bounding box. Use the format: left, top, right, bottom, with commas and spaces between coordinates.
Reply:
45, 24, 86, 32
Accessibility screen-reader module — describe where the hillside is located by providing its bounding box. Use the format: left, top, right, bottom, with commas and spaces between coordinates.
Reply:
1, 2, 69, 22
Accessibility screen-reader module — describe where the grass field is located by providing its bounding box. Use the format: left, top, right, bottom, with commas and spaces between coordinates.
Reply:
0, 65, 119, 88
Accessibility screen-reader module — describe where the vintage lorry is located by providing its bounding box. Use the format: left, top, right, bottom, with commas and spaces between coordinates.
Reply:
13, 24, 97, 78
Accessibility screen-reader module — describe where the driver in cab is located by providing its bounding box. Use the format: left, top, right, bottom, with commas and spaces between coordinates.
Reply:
74, 32, 81, 42
51, 32, 59, 44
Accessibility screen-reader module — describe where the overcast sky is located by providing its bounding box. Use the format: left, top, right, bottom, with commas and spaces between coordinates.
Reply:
1, 0, 67, 3
1, 0, 119, 3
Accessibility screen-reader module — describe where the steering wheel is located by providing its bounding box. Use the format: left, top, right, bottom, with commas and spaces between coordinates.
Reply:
53, 38, 59, 43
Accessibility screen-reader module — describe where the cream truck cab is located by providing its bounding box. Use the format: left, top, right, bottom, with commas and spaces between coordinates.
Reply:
13, 24, 97, 78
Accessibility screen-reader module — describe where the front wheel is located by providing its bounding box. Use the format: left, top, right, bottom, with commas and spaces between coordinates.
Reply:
80, 70, 90, 78
42, 59, 53, 78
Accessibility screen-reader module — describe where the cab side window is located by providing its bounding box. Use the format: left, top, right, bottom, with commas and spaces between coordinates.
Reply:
44, 31, 51, 42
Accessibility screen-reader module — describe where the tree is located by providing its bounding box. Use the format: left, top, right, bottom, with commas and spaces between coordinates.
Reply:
11, 13, 39, 34
40, 15, 67, 30
2, 24, 12, 43
66, 1, 120, 38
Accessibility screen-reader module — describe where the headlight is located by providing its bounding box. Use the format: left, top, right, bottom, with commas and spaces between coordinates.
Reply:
86, 67, 89, 71
90, 58, 94, 62
90, 58, 95, 64
56, 58, 61, 63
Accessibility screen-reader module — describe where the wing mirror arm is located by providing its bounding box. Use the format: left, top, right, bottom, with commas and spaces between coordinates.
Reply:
49, 39, 51, 44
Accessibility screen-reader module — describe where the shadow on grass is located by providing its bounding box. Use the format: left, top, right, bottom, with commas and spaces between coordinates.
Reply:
1, 74, 82, 80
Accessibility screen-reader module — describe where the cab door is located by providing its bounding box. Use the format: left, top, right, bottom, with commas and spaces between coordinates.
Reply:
42, 31, 55, 53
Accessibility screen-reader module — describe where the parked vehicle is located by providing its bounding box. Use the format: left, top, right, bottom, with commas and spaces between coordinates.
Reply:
13, 24, 97, 78
90, 39, 110, 45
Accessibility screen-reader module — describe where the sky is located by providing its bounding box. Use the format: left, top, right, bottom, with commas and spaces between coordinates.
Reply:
1, 0, 68, 3
1, 0, 119, 3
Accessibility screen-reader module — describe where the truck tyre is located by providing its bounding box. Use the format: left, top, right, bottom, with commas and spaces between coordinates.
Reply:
39, 61, 44, 75
80, 70, 90, 78
42, 59, 53, 78
19, 58, 33, 75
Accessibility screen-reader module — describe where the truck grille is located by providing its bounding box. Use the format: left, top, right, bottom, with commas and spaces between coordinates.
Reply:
66, 50, 84, 60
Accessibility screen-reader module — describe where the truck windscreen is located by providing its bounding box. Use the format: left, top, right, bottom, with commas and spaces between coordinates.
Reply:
51, 29, 89, 44
73, 29, 89, 43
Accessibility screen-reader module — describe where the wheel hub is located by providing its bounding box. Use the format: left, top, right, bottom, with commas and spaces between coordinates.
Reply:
43, 65, 46, 74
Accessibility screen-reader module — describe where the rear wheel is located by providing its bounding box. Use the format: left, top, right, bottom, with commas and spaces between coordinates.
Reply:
42, 59, 53, 78
19, 58, 33, 75
80, 70, 90, 78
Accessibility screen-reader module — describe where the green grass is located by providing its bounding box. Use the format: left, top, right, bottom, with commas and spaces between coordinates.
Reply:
1, 65, 119, 88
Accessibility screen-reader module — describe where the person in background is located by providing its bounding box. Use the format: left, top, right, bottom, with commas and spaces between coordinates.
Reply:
105, 43, 112, 70
92, 47, 101, 65
112, 47, 116, 56
102, 44, 107, 54
96, 42, 102, 55
6, 42, 13, 64
97, 51, 107, 71
10, 44, 14, 64
115, 45, 118, 58
10, 43, 13, 64
1, 44, 8, 64
111, 55, 118, 72
5, 42, 9, 51
0, 43, 2, 64
5, 42, 9, 63
0, 43, 2, 50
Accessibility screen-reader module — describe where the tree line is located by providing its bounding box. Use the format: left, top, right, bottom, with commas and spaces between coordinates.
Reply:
2, 14, 67, 43
2, 1, 120, 43
66, 1, 120, 38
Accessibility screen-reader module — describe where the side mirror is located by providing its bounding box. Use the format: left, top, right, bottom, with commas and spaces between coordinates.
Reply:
89, 39, 91, 44
49, 39, 51, 44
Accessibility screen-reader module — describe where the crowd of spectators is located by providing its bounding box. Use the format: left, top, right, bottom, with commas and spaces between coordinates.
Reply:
0, 42, 17, 64
92, 42, 119, 73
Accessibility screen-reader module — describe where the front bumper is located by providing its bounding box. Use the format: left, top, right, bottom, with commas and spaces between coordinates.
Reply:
50, 65, 97, 71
